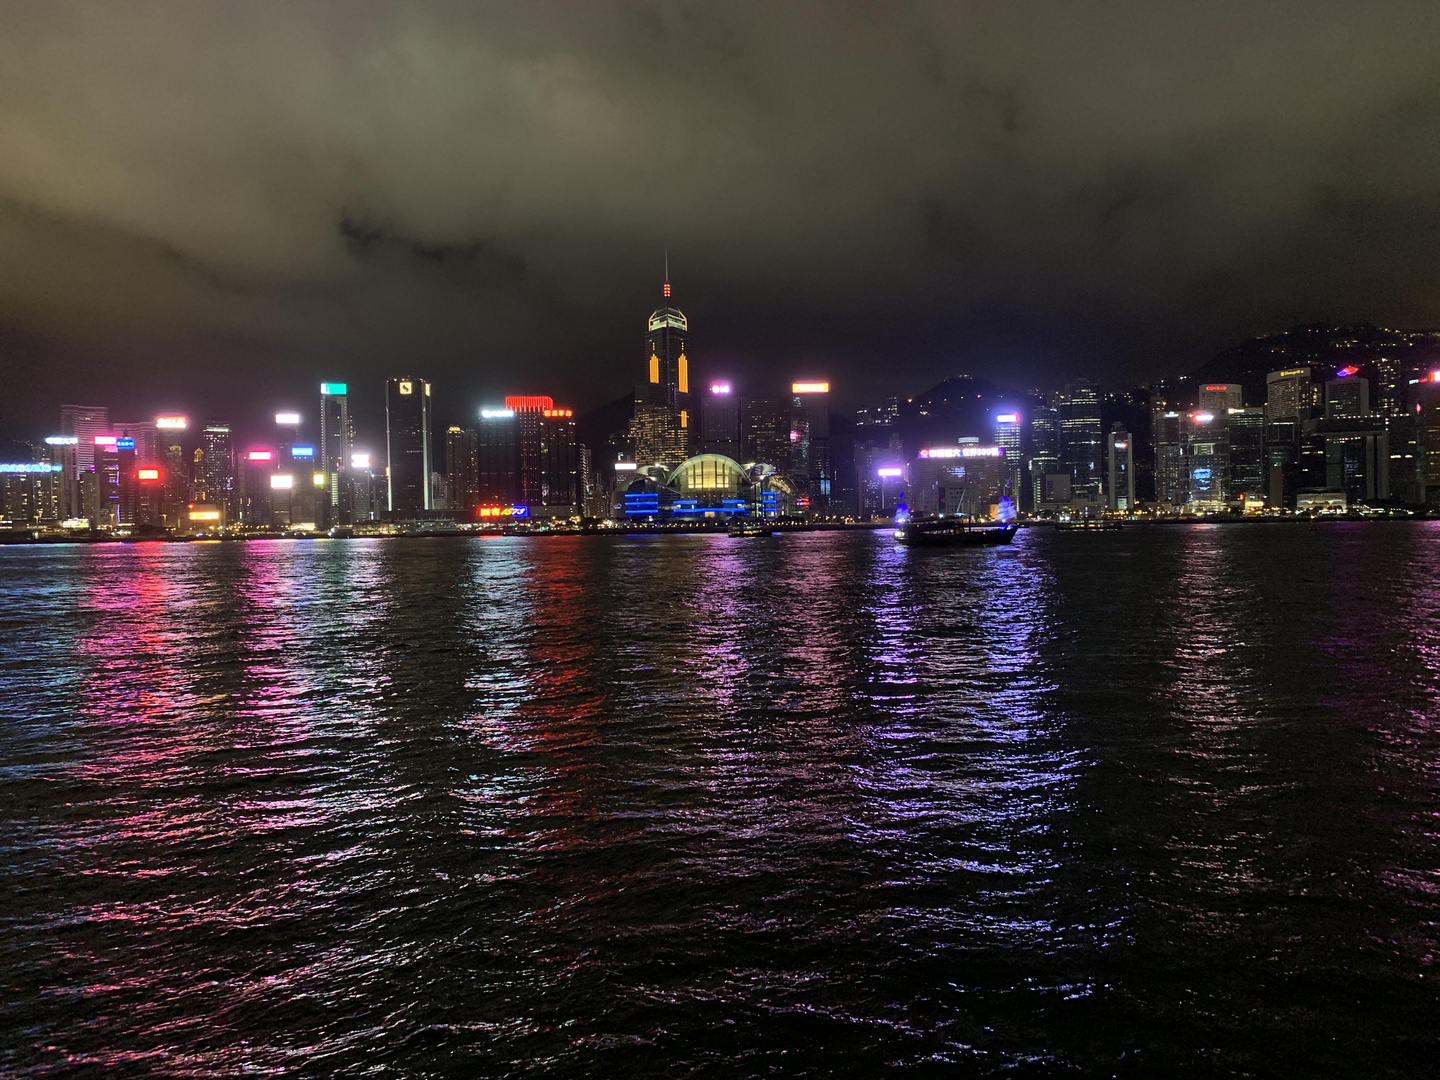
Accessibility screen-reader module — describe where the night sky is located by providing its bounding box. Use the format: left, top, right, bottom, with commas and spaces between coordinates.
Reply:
2, 1, 1439, 438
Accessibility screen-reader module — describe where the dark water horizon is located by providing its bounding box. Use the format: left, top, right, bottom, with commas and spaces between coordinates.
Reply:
2, 526, 1438, 1076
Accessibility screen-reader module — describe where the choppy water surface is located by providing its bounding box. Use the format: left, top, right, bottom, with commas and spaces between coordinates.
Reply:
2, 526, 1439, 1077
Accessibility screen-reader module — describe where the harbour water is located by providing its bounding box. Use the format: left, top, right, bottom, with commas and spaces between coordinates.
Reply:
2, 525, 1438, 1076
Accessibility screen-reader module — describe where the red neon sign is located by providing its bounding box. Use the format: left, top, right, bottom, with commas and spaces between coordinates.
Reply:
504, 395, 554, 412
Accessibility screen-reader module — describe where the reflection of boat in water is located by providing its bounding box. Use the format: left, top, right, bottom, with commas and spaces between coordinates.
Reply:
893, 518, 1017, 547
1055, 520, 1123, 532
728, 522, 774, 537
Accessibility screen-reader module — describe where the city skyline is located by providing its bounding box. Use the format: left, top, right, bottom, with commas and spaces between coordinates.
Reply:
5, 3, 1440, 434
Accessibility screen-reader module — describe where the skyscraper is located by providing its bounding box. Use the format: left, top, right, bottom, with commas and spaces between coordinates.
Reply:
59, 405, 109, 477
1152, 409, 1185, 506
1106, 424, 1135, 511
992, 412, 1022, 508
198, 423, 235, 519
445, 426, 478, 515
319, 383, 351, 524
631, 274, 693, 468
1027, 406, 1059, 510
1058, 381, 1103, 502
1325, 376, 1370, 419
1265, 368, 1317, 423
1227, 408, 1266, 500
791, 382, 832, 509
701, 382, 742, 459
386, 377, 433, 512
1199, 383, 1244, 414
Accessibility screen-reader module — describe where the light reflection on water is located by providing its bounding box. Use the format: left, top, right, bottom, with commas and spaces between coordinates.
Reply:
2, 527, 1439, 1076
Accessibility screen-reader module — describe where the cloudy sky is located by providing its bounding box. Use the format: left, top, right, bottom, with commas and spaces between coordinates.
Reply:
2, 0, 1439, 435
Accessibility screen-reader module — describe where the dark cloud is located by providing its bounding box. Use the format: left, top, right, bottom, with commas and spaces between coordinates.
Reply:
2, 0, 1439, 438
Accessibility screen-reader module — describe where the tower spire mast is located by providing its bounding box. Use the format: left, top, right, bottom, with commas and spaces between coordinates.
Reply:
664, 249, 670, 298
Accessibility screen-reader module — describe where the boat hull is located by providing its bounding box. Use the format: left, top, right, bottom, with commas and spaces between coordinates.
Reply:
893, 522, 1017, 547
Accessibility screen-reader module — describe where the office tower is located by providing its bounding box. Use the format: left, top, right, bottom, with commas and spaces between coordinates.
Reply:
1264, 422, 1300, 509
474, 398, 576, 513
112, 420, 159, 466
59, 405, 109, 477
1374, 352, 1405, 417
1318, 419, 1389, 504
91, 436, 121, 525
1058, 381, 1103, 501
477, 407, 521, 504
1152, 409, 1185, 506
154, 416, 189, 505
1265, 368, 1315, 423
386, 377, 433, 512
791, 382, 832, 509
992, 412, 1022, 508
319, 383, 352, 524
631, 275, 694, 468
1417, 372, 1440, 504
911, 444, 1010, 517
536, 405, 578, 510
1185, 411, 1227, 509
445, 426, 478, 515
1106, 424, 1135, 511
239, 449, 277, 525
1226, 408, 1266, 501
198, 424, 236, 519
1028, 406, 1059, 510
42, 436, 82, 519
1198, 383, 1244, 414
741, 396, 789, 469
701, 382, 742, 459
1325, 376, 1370, 419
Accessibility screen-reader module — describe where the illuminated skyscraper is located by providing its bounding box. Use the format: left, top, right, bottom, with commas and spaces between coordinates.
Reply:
319, 383, 351, 523
700, 382, 741, 458
59, 405, 109, 477
992, 412, 1022, 508
1058, 381, 1103, 502
1027, 406, 1059, 510
1265, 368, 1318, 423
445, 426, 478, 514
1106, 424, 1135, 511
791, 382, 832, 509
631, 273, 694, 468
386, 377, 433, 512
198, 423, 235, 518
1199, 383, 1244, 414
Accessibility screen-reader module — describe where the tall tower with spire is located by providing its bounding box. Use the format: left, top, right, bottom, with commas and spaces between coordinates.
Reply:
630, 265, 694, 467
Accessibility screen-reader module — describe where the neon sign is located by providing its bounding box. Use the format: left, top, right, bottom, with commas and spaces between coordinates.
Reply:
320, 382, 347, 395
710, 383, 732, 395
792, 382, 830, 394
613, 462, 637, 471
247, 450, 273, 461
542, 408, 573, 418
291, 446, 314, 457
94, 436, 118, 446
995, 413, 1019, 424
480, 408, 515, 420
351, 453, 370, 469
1335, 366, 1359, 378
270, 474, 293, 490
877, 467, 903, 477
919, 446, 1003, 458
275, 412, 301, 425
155, 416, 188, 429
477, 505, 529, 518
137, 468, 160, 480
0, 463, 59, 473
45, 436, 79, 445
116, 438, 135, 450
188, 510, 221, 521
505, 395, 554, 411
